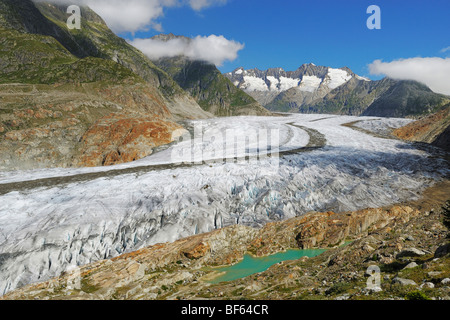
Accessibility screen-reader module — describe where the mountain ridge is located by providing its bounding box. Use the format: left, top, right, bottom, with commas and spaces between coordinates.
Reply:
225, 65, 448, 118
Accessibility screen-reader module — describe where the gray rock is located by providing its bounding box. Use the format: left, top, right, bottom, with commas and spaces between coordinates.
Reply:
403, 262, 419, 270
396, 248, 426, 259
335, 294, 350, 300
420, 282, 435, 289
392, 277, 417, 286
427, 271, 443, 278
442, 278, 450, 285
406, 236, 415, 241
368, 286, 383, 293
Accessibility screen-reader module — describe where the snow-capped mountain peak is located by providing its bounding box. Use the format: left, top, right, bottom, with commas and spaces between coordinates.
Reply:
225, 64, 364, 94
224, 63, 370, 107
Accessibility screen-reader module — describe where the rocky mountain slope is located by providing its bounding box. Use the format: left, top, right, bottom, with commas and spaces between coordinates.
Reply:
0, 0, 211, 170
151, 34, 271, 117
225, 65, 449, 117
393, 103, 450, 151
2, 181, 449, 300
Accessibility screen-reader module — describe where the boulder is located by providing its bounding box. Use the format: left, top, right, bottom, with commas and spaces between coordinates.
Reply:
396, 248, 426, 259
420, 282, 435, 289
392, 277, 417, 286
434, 243, 450, 258
427, 271, 443, 278
403, 262, 419, 270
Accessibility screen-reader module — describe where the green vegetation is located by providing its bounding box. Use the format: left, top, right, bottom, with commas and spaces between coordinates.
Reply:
0, 1, 185, 100
325, 282, 353, 295
405, 290, 431, 300
154, 56, 267, 116
0, 25, 141, 86
80, 277, 100, 294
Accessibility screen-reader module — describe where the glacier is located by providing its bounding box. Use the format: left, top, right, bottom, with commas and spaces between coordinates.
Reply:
0, 114, 449, 295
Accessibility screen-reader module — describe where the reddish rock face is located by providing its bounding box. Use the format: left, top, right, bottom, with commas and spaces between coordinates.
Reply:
182, 241, 211, 260
76, 114, 183, 167
74, 84, 182, 167
393, 105, 450, 148
0, 82, 186, 170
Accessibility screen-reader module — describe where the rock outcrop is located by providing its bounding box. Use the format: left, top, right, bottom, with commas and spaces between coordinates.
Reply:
393, 104, 450, 151
248, 205, 420, 256
75, 114, 183, 167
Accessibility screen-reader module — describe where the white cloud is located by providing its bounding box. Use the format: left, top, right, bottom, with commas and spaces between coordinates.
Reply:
87, 0, 169, 33
441, 46, 450, 53
130, 35, 244, 66
368, 57, 450, 95
32, 1, 244, 65
188, 0, 227, 11
33, 0, 228, 34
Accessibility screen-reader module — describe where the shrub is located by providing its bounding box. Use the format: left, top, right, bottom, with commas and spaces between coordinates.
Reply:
405, 290, 431, 300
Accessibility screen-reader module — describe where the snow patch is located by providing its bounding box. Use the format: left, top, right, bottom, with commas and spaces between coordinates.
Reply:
299, 75, 322, 92
356, 75, 371, 82
266, 76, 280, 91
324, 68, 352, 89
242, 76, 269, 91
279, 76, 300, 91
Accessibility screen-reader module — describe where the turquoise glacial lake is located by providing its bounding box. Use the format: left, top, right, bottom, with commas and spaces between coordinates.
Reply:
209, 248, 326, 284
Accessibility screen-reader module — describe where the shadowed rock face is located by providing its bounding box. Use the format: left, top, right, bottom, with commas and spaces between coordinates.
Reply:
433, 126, 450, 151
153, 53, 271, 117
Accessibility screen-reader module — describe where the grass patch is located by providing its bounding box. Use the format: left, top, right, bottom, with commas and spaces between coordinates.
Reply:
325, 282, 353, 296
80, 277, 100, 294
405, 290, 431, 300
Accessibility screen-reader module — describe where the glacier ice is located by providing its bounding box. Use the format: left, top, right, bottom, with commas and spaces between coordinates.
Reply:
0, 114, 448, 295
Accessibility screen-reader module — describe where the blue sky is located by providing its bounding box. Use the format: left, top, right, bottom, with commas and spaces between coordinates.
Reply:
120, 0, 450, 78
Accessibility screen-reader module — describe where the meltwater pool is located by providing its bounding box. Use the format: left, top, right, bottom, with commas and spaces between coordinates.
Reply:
209, 248, 326, 283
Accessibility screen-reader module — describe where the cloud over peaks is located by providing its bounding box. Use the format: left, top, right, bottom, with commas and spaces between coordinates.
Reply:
130, 35, 244, 66
369, 57, 450, 95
